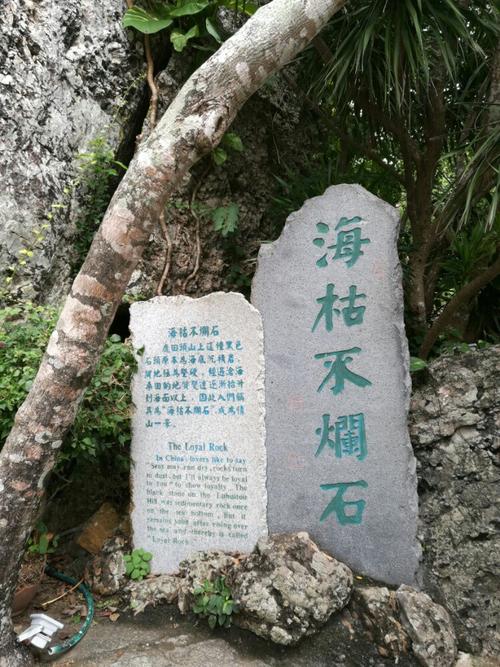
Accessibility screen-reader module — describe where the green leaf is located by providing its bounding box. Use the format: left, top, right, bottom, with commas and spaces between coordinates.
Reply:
142, 551, 153, 562
131, 569, 142, 580
169, 2, 209, 18
170, 25, 199, 52
212, 147, 228, 166
410, 357, 428, 372
123, 6, 173, 35
222, 601, 233, 615
205, 17, 222, 44
222, 132, 244, 152
109, 334, 121, 343
208, 614, 217, 629
218, 0, 257, 15
211, 203, 239, 237
38, 534, 49, 555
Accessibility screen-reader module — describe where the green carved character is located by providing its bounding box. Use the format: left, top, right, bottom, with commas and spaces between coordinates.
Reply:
312, 284, 366, 332
315, 413, 367, 460
315, 347, 372, 394
320, 480, 368, 525
313, 217, 370, 269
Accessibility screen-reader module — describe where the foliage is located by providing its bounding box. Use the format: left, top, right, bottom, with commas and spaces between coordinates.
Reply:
192, 576, 236, 629
124, 548, 153, 581
409, 357, 428, 372
211, 203, 240, 237
291, 0, 500, 355
0, 302, 134, 470
123, 0, 256, 52
73, 138, 127, 270
27, 522, 59, 556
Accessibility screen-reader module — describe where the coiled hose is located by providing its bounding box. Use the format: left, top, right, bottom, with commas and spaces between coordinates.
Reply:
44, 566, 94, 656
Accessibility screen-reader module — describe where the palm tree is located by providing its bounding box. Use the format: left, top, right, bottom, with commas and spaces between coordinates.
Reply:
298, 0, 500, 356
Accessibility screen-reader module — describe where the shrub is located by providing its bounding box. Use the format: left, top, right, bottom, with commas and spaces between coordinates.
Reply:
0, 302, 134, 471
192, 576, 236, 629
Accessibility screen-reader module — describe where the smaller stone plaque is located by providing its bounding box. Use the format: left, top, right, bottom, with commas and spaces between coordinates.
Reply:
130, 293, 267, 573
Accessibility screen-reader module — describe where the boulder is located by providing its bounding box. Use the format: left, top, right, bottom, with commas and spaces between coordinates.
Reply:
397, 585, 457, 667
0, 0, 145, 301
352, 586, 409, 659
229, 532, 353, 645
410, 346, 500, 655
128, 574, 179, 615
176, 551, 240, 614
84, 535, 128, 596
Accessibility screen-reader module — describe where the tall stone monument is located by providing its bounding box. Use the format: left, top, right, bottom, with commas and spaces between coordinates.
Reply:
252, 184, 420, 585
130, 293, 267, 573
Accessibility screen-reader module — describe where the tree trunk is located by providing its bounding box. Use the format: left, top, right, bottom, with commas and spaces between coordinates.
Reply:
419, 252, 500, 359
0, 1, 344, 663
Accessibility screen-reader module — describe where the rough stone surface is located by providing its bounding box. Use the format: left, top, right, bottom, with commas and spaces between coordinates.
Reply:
51, 603, 420, 666
129, 293, 267, 573
177, 550, 239, 614
84, 535, 128, 596
396, 585, 457, 667
252, 183, 420, 586
128, 574, 180, 615
410, 346, 500, 655
352, 586, 409, 659
229, 532, 353, 646
0, 0, 145, 302
454, 654, 500, 667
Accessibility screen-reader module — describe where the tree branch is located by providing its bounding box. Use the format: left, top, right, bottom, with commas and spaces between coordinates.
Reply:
419, 251, 500, 359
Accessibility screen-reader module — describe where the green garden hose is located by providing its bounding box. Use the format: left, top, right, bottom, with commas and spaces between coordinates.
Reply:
44, 566, 94, 656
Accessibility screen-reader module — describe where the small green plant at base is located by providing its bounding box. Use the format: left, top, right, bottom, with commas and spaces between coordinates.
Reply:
192, 576, 236, 629
124, 549, 153, 581
409, 357, 428, 372
27, 522, 59, 556
211, 203, 239, 237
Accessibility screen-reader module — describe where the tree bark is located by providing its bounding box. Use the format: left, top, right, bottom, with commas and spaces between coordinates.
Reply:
0, 1, 344, 663
419, 252, 500, 359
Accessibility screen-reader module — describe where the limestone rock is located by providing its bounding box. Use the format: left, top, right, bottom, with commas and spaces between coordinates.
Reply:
352, 586, 409, 659
454, 653, 500, 667
84, 536, 128, 596
0, 0, 145, 302
177, 551, 240, 614
128, 574, 179, 615
230, 532, 353, 645
397, 585, 457, 667
411, 346, 500, 655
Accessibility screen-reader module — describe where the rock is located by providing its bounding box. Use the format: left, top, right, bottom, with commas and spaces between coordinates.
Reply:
230, 532, 353, 645
352, 586, 409, 659
177, 550, 240, 614
84, 535, 128, 596
411, 346, 500, 655
0, 0, 145, 302
128, 574, 180, 615
77, 503, 121, 555
251, 183, 420, 586
454, 653, 500, 667
397, 585, 457, 667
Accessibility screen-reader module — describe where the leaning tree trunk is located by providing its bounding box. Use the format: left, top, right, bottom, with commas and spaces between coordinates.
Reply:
0, 1, 345, 663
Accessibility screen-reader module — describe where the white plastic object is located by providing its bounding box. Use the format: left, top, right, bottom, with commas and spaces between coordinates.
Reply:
17, 613, 64, 650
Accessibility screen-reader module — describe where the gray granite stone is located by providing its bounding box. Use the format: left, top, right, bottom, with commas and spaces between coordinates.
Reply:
129, 293, 267, 573
252, 184, 420, 585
